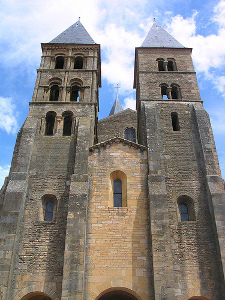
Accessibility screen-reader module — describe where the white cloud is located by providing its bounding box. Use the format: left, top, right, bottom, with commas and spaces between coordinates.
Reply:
123, 97, 136, 110
98, 23, 142, 92
0, 165, 10, 189
0, 97, 18, 134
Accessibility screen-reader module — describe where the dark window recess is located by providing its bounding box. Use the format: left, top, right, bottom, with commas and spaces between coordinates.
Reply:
70, 86, 80, 101
49, 85, 59, 101
161, 85, 168, 99
167, 60, 174, 71
55, 56, 64, 69
180, 203, 189, 221
124, 128, 136, 142
158, 60, 165, 71
45, 113, 55, 136
74, 56, 83, 69
171, 112, 180, 131
171, 86, 179, 99
63, 114, 73, 136
44, 201, 54, 221
114, 179, 122, 207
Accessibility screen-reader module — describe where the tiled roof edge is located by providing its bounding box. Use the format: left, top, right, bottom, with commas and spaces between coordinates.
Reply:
89, 137, 147, 152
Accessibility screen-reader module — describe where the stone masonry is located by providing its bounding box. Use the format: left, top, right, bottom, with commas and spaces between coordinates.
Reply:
0, 20, 225, 300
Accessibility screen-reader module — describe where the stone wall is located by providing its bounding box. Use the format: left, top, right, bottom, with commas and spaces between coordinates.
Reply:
97, 109, 137, 143
87, 140, 153, 300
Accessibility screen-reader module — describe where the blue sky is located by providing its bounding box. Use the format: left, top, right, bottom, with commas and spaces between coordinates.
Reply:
0, 0, 225, 187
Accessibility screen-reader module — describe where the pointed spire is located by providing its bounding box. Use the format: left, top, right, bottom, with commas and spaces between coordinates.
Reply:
141, 22, 184, 48
109, 85, 123, 116
50, 19, 96, 44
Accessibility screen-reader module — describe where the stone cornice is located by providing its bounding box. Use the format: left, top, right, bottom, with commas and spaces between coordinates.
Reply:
89, 137, 147, 152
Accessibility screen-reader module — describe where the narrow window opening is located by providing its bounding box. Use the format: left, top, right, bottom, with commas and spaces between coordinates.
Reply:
55, 56, 64, 69
158, 60, 165, 71
49, 85, 59, 101
74, 56, 83, 69
161, 85, 168, 99
167, 60, 174, 71
63, 113, 73, 136
45, 112, 56, 136
124, 128, 136, 142
171, 85, 179, 99
70, 86, 80, 102
44, 201, 54, 221
178, 195, 195, 222
171, 112, 180, 131
180, 203, 189, 221
114, 179, 122, 207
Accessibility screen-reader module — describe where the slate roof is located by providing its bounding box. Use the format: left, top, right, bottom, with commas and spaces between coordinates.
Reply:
50, 19, 96, 44
109, 95, 123, 116
141, 22, 184, 48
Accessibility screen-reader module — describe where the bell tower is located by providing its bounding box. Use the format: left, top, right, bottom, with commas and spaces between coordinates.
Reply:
134, 22, 225, 300
0, 19, 101, 300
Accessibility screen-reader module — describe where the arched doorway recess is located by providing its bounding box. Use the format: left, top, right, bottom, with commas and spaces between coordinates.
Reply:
21, 292, 52, 300
97, 289, 139, 300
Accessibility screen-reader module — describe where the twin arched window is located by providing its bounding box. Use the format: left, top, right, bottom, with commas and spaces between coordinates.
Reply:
161, 84, 181, 100
45, 111, 73, 136
157, 58, 177, 71
54, 55, 84, 69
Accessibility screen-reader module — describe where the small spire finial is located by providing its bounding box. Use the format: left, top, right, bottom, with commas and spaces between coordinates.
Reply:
154, 17, 156, 22
79, 17, 80, 21
114, 84, 120, 98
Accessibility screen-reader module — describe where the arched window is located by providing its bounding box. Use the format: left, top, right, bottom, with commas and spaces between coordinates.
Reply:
114, 179, 122, 207
63, 112, 73, 136
74, 56, 83, 69
167, 59, 176, 71
171, 112, 180, 131
49, 84, 59, 101
171, 84, 181, 99
161, 84, 168, 99
55, 56, 64, 69
124, 128, 136, 142
42, 194, 57, 222
70, 85, 80, 102
157, 58, 165, 71
44, 201, 54, 221
110, 171, 127, 207
177, 195, 195, 222
179, 203, 189, 221
45, 112, 56, 136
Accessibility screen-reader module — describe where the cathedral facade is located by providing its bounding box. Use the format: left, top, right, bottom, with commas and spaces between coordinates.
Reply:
0, 20, 225, 300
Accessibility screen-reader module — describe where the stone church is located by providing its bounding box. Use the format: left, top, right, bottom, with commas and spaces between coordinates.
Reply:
0, 19, 225, 300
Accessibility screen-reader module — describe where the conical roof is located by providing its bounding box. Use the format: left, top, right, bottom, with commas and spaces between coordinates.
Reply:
50, 19, 96, 44
141, 22, 184, 48
109, 95, 123, 116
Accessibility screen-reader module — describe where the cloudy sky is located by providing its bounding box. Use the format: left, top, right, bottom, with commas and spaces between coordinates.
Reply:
0, 0, 225, 187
